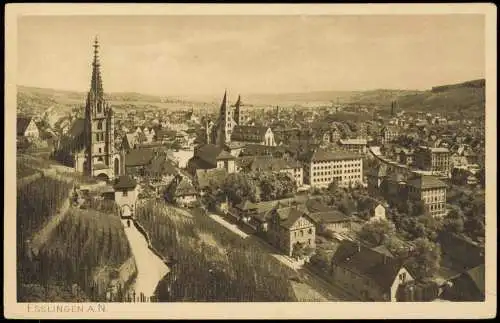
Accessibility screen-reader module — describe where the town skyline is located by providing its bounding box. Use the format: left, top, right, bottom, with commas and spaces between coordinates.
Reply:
18, 15, 485, 96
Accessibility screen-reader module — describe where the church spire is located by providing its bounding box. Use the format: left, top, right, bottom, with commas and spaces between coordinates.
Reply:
90, 36, 103, 95
234, 94, 241, 125
220, 89, 227, 117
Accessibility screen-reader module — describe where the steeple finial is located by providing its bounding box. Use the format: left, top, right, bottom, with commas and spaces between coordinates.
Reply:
90, 36, 103, 95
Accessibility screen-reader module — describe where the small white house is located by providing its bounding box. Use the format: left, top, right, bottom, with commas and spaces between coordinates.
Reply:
113, 175, 139, 218
370, 204, 387, 222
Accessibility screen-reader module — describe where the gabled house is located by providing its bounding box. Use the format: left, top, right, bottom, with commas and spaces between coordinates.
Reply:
165, 176, 198, 207
443, 265, 485, 302
230, 125, 276, 146
187, 144, 236, 175
113, 175, 139, 218
330, 240, 414, 301
17, 117, 40, 139
125, 148, 156, 178
266, 206, 316, 258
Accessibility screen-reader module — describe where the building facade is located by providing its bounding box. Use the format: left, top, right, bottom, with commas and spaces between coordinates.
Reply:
113, 175, 139, 218
266, 207, 316, 257
407, 175, 447, 218
339, 138, 367, 154
414, 146, 451, 176
381, 126, 399, 144
302, 148, 363, 188
330, 241, 414, 302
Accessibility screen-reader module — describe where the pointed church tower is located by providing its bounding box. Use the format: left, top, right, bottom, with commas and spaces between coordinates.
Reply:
234, 94, 242, 125
215, 90, 233, 145
83, 37, 117, 180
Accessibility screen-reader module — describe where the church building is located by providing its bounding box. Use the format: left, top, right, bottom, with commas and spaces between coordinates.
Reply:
57, 38, 124, 181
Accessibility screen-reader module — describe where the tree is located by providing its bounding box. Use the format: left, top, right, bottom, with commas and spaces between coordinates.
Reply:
359, 218, 396, 246
405, 238, 441, 281
476, 166, 485, 189
384, 236, 410, 259
442, 208, 465, 234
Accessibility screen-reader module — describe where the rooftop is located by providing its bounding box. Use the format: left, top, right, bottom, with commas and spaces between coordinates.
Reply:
331, 240, 405, 290
407, 175, 447, 189
125, 148, 155, 167
113, 175, 137, 190
303, 148, 361, 162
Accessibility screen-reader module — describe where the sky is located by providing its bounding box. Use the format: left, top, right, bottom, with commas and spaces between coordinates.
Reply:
17, 15, 485, 96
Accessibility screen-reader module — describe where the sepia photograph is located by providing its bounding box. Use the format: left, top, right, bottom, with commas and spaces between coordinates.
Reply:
4, 3, 496, 319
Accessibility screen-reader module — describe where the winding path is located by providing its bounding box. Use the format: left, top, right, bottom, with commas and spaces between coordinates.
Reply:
121, 219, 170, 299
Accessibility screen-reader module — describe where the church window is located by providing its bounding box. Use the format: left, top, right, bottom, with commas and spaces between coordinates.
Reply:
97, 120, 103, 130
99, 148, 102, 153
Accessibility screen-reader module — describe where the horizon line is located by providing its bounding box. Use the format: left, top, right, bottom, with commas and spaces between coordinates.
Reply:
16, 77, 486, 99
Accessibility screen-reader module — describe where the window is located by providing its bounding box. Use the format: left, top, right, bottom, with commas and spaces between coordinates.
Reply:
97, 120, 103, 130
300, 230, 304, 237
98, 148, 102, 153
123, 191, 128, 197
308, 228, 312, 234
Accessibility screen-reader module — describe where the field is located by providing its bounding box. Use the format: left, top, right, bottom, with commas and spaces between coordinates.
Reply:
136, 201, 298, 302
18, 208, 133, 302
17, 176, 73, 244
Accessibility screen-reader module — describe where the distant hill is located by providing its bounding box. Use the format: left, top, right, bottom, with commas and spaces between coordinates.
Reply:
17, 78, 485, 119
395, 79, 485, 117
16, 85, 214, 119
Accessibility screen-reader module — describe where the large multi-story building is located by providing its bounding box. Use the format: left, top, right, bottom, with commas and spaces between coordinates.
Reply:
407, 175, 447, 218
302, 148, 363, 188
414, 146, 451, 176
339, 138, 368, 154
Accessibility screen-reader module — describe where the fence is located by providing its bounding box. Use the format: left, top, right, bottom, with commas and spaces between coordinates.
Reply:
106, 288, 158, 303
